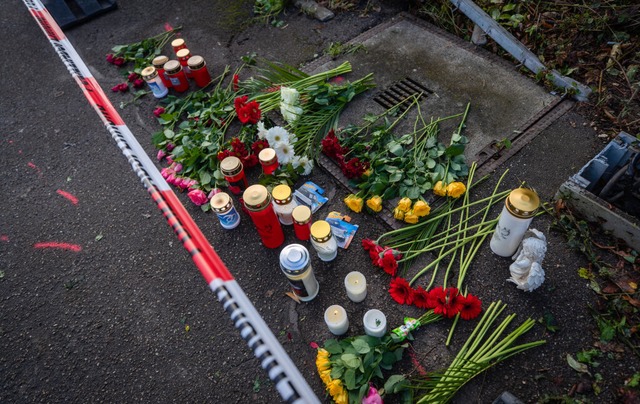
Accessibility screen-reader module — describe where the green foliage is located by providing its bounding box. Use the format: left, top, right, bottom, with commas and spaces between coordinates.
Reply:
110, 27, 182, 74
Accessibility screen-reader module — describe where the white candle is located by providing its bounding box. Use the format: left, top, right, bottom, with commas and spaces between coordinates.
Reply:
324, 305, 349, 336
363, 309, 387, 338
344, 271, 367, 303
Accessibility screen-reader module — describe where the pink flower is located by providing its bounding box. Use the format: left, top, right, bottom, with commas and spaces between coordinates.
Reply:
113, 57, 126, 67
166, 143, 175, 152
157, 150, 167, 161
185, 179, 198, 190
153, 107, 166, 117
106, 54, 115, 64
133, 78, 145, 89
362, 385, 383, 404
160, 167, 173, 178
173, 163, 183, 173
127, 72, 139, 82
188, 189, 208, 206
166, 172, 177, 185
165, 155, 174, 165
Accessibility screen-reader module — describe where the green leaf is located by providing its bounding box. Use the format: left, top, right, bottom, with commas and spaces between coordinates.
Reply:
324, 339, 342, 354
384, 375, 406, 394
567, 354, 591, 376
445, 144, 465, 157
344, 369, 356, 390
351, 339, 371, 354
387, 142, 404, 157
425, 158, 436, 169
200, 171, 212, 185
406, 186, 421, 200
389, 171, 403, 183
163, 129, 175, 139
341, 353, 361, 369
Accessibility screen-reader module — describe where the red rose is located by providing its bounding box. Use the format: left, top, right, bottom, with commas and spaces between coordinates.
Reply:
153, 107, 166, 117
233, 74, 239, 91
127, 72, 139, 82
133, 78, 145, 89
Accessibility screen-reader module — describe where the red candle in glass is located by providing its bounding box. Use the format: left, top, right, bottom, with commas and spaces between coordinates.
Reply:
243, 185, 285, 249
171, 38, 187, 54
187, 55, 211, 87
176, 48, 193, 78
258, 148, 279, 175
163, 60, 189, 92
292, 205, 312, 241
220, 156, 248, 195
152, 55, 172, 88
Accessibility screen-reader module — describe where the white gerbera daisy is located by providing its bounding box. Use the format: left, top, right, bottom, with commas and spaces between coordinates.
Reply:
256, 121, 268, 139
274, 142, 295, 165
266, 126, 290, 147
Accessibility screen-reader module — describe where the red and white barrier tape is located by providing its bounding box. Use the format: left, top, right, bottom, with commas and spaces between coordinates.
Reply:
22, 1, 319, 402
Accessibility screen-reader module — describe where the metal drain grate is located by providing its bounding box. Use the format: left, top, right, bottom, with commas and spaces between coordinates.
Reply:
373, 78, 432, 111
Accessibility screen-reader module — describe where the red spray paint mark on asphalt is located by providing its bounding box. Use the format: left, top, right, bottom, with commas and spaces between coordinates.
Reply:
34, 242, 82, 252
56, 189, 79, 205
27, 161, 43, 176
0, 235, 9, 242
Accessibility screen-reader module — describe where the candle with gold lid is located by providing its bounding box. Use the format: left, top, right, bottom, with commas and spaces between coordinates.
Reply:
210, 192, 240, 230
243, 184, 284, 248
272, 184, 298, 225
292, 205, 312, 241
258, 148, 278, 175
490, 188, 540, 257
310, 220, 337, 262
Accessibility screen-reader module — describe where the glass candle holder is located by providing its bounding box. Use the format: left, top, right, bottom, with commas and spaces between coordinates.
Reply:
258, 148, 278, 175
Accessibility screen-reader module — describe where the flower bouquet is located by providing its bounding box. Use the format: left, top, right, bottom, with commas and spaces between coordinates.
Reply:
315, 310, 442, 404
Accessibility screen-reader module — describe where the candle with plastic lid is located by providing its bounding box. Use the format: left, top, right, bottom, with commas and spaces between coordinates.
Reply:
292, 205, 312, 241
163, 60, 189, 92
490, 188, 540, 257
151, 55, 172, 88
242, 184, 284, 249
258, 148, 278, 175
310, 220, 337, 261
187, 55, 211, 87
140, 66, 168, 99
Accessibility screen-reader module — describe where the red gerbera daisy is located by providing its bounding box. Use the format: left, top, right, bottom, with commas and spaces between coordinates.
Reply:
361, 238, 377, 252
428, 286, 464, 318
412, 286, 430, 309
381, 249, 399, 276
458, 293, 482, 320
234, 95, 248, 110
389, 277, 414, 305
368, 244, 384, 267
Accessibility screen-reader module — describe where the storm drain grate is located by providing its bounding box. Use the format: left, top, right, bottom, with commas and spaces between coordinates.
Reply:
373, 77, 432, 111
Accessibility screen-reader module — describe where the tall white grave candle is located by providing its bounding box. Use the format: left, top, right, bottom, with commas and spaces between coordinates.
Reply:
324, 305, 349, 336
344, 271, 367, 303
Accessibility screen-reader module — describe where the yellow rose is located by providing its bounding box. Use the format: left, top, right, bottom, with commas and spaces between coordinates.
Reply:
316, 356, 330, 372
344, 194, 363, 213
319, 369, 332, 386
433, 181, 448, 197
366, 195, 383, 213
413, 200, 431, 217
317, 348, 329, 360
396, 197, 412, 212
404, 210, 419, 224
393, 207, 405, 221
334, 388, 349, 404
328, 379, 343, 397
446, 182, 466, 198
